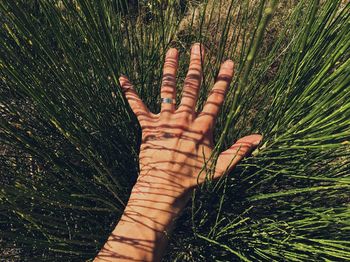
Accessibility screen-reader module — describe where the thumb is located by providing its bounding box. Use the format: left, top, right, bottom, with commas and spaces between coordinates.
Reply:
214, 134, 262, 179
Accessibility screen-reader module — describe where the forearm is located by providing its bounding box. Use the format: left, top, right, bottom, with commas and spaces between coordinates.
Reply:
95, 171, 191, 261
95, 205, 173, 261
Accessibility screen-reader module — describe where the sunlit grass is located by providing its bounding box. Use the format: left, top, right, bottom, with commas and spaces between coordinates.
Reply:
1, 0, 349, 260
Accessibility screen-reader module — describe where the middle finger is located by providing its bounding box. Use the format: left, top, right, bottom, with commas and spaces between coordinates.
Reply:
178, 43, 205, 117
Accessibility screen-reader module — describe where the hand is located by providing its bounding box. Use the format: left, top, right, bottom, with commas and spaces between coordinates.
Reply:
95, 43, 262, 262
120, 43, 261, 199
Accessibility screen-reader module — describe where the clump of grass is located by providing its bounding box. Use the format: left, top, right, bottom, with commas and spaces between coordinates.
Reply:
1, 0, 349, 260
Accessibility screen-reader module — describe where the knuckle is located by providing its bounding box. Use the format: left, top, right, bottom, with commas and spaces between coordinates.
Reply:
211, 92, 223, 102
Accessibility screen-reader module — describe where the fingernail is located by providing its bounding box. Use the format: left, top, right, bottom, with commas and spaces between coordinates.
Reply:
168, 48, 177, 56
224, 60, 234, 67
192, 43, 201, 52
252, 137, 262, 146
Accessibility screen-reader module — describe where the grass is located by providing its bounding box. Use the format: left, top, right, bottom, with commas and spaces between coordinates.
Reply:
1, 0, 349, 261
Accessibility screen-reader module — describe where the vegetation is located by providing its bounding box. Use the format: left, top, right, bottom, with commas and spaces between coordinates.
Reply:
1, 0, 349, 260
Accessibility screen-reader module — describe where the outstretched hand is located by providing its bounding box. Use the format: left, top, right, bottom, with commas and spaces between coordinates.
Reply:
95, 43, 262, 262
120, 43, 261, 195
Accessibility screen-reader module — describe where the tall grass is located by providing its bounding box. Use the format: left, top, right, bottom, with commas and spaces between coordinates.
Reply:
1, 0, 349, 260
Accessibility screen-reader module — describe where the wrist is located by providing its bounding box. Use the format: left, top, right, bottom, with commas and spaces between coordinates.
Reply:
126, 173, 193, 231
134, 166, 193, 209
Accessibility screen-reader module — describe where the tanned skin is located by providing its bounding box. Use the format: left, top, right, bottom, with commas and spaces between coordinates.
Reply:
95, 43, 262, 261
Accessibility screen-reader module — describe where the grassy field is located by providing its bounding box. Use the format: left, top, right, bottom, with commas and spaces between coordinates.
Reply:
1, 0, 349, 261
